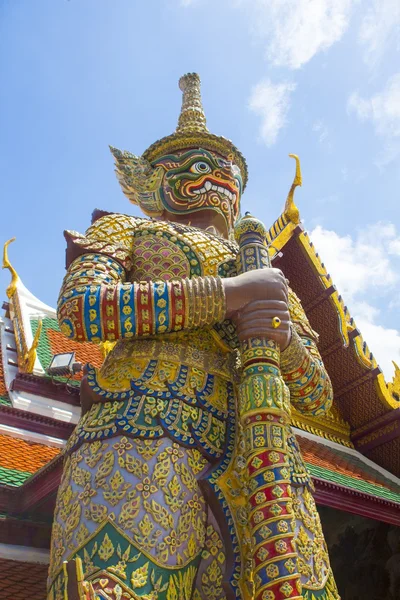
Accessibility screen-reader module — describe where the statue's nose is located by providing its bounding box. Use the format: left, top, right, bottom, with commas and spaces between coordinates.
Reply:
213, 168, 232, 181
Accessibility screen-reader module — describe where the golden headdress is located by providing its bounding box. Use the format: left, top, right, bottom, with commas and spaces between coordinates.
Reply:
143, 73, 248, 188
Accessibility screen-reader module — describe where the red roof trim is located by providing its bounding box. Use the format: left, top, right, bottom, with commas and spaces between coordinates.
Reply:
0, 515, 51, 549
0, 404, 74, 440
0, 455, 63, 514
11, 372, 80, 406
313, 477, 400, 526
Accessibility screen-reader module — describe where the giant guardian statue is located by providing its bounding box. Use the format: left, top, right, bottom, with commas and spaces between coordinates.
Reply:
48, 73, 340, 600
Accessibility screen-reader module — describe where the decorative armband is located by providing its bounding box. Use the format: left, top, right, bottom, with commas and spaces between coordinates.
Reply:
280, 328, 309, 374
58, 254, 226, 343
281, 328, 333, 416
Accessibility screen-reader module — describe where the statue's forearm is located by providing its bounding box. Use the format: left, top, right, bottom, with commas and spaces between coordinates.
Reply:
281, 329, 333, 416
57, 253, 226, 343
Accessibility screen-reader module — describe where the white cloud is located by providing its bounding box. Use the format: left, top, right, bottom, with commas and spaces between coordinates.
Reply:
348, 74, 400, 137
309, 223, 400, 379
248, 79, 296, 146
310, 223, 398, 298
354, 316, 400, 381
374, 141, 400, 170
389, 238, 400, 255
359, 0, 400, 68
348, 74, 400, 165
183, 0, 399, 71
240, 0, 356, 69
313, 194, 338, 206
313, 120, 329, 144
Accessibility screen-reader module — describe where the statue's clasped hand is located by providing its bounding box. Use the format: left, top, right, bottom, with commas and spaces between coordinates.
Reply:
234, 300, 291, 348
223, 268, 291, 349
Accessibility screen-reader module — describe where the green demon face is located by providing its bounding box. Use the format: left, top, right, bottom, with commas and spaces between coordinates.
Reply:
110, 146, 244, 235
154, 148, 243, 231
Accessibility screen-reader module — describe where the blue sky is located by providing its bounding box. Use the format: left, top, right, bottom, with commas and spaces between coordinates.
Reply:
1, 0, 399, 378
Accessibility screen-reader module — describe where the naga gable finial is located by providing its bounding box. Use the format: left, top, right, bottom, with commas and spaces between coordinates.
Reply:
176, 73, 208, 134
284, 154, 302, 225
388, 361, 400, 401
2, 237, 18, 299
24, 318, 42, 373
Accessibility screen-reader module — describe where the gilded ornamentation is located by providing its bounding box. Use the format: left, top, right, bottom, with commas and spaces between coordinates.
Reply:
23, 317, 42, 373
2, 239, 49, 374
283, 155, 302, 225
49, 74, 340, 600
2, 237, 19, 299
388, 361, 400, 401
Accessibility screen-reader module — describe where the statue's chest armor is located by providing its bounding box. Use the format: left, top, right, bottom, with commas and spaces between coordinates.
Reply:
128, 220, 237, 282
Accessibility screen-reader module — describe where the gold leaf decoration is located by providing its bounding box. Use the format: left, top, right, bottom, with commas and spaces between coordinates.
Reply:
131, 561, 149, 588
98, 533, 115, 562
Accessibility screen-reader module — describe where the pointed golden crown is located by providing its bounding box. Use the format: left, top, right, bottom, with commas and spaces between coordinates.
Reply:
143, 73, 248, 188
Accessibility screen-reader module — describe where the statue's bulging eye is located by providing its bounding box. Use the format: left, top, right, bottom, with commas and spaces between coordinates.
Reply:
231, 165, 241, 177
190, 161, 211, 174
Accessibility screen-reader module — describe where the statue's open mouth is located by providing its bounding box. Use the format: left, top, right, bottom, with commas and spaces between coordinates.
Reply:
190, 178, 237, 202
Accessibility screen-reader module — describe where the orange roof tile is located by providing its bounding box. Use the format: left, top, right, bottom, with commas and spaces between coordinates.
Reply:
47, 328, 103, 379
0, 434, 60, 475
0, 558, 48, 600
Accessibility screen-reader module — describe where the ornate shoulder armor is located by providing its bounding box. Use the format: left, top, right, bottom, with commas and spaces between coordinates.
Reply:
64, 213, 146, 270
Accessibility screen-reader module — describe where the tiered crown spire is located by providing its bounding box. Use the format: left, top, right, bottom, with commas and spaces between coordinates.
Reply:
176, 73, 208, 134
143, 73, 248, 188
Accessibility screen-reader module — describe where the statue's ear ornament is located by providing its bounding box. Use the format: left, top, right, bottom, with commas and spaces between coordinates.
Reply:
109, 146, 164, 216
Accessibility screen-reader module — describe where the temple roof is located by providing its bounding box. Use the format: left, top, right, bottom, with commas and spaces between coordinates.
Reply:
30, 314, 103, 376
267, 203, 400, 477
0, 344, 11, 407
297, 432, 400, 505
0, 558, 48, 600
0, 250, 102, 426
0, 433, 60, 487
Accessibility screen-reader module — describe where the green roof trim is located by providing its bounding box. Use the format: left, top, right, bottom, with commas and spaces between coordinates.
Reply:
307, 463, 400, 504
0, 465, 31, 487
31, 316, 60, 371
30, 317, 80, 386
0, 395, 12, 407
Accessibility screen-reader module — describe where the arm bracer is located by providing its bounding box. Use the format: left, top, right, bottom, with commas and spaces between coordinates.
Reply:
57, 253, 226, 343
280, 290, 333, 416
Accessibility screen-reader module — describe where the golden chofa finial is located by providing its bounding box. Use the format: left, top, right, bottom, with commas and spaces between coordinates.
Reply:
2, 238, 18, 299
284, 154, 302, 225
176, 73, 208, 134
24, 319, 42, 374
